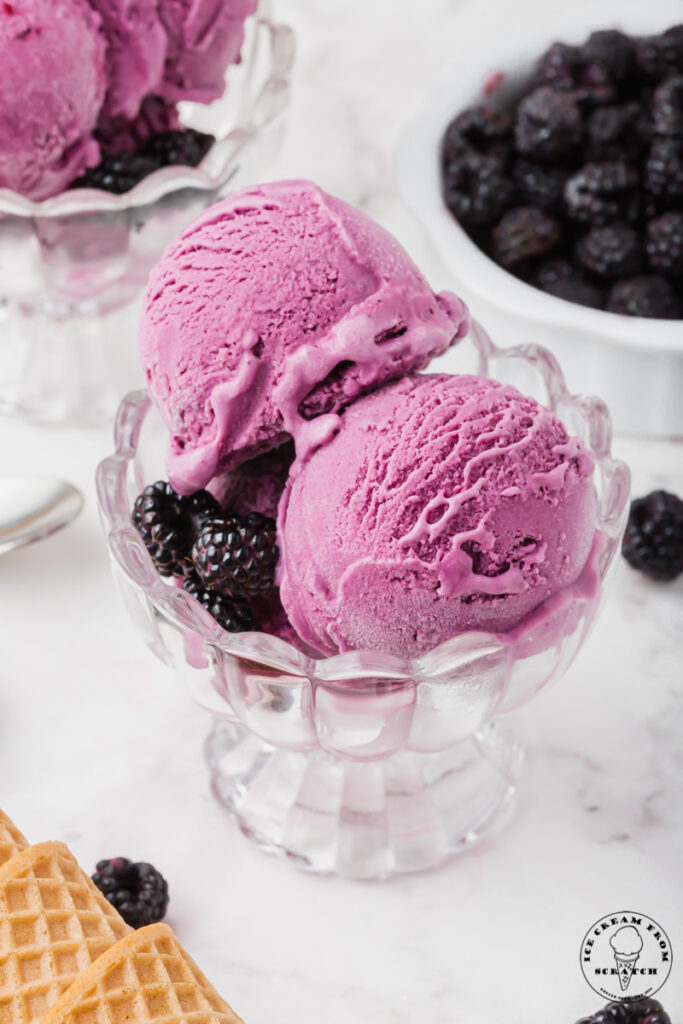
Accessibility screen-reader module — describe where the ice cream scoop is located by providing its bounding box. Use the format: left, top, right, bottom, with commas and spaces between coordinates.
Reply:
140, 180, 469, 494
88, 0, 167, 120
278, 373, 597, 658
0, 0, 106, 200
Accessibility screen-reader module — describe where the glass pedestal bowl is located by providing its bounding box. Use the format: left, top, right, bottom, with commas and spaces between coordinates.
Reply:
0, 2, 294, 424
96, 325, 630, 879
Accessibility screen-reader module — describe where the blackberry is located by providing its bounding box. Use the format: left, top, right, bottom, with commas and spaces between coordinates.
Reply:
607, 275, 683, 318
575, 223, 643, 278
580, 30, 635, 84
192, 513, 278, 598
622, 490, 683, 579
512, 159, 567, 211
564, 162, 639, 225
515, 86, 583, 163
586, 103, 647, 162
490, 206, 562, 271
579, 1004, 631, 1024
141, 128, 215, 168
652, 76, 683, 137
572, 62, 618, 109
443, 151, 515, 226
71, 151, 159, 194
441, 105, 513, 166
535, 259, 604, 308
646, 211, 683, 275
132, 481, 221, 578
620, 999, 671, 1024
635, 26, 683, 83
182, 577, 256, 632
645, 139, 683, 202
92, 858, 168, 929
533, 42, 580, 90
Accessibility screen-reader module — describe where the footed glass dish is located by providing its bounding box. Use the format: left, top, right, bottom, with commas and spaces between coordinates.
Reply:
96, 325, 630, 879
0, 2, 294, 424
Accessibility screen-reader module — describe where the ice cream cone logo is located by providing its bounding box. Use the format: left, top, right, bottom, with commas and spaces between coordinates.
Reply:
610, 927, 643, 991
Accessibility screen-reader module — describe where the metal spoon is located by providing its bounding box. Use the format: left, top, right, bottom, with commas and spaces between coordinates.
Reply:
0, 475, 84, 555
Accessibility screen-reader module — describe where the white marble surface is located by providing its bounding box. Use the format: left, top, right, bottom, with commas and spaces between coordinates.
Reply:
1, 0, 683, 1021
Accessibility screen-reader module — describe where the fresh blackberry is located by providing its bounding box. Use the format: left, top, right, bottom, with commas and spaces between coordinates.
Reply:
622, 490, 683, 579
646, 211, 683, 275
535, 259, 604, 308
586, 103, 647, 162
583, 1003, 632, 1024
443, 151, 515, 226
607, 275, 683, 318
572, 61, 618, 109
635, 26, 683, 83
619, 998, 671, 1024
490, 206, 562, 271
533, 42, 580, 90
645, 138, 683, 202
141, 128, 215, 168
132, 481, 221, 578
192, 513, 278, 598
652, 77, 683, 137
71, 151, 159, 194
515, 86, 583, 163
580, 30, 635, 84
92, 858, 169, 929
575, 223, 643, 278
564, 162, 639, 225
441, 105, 513, 166
182, 577, 256, 632
512, 159, 567, 211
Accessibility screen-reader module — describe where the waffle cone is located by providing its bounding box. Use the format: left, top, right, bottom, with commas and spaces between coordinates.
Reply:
0, 815, 27, 870
0, 842, 131, 1024
41, 923, 243, 1024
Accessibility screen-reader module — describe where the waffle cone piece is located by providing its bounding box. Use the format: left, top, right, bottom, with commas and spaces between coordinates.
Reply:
0, 811, 243, 1024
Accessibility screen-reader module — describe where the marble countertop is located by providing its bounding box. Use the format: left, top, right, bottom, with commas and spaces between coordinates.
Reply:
1, 0, 682, 1021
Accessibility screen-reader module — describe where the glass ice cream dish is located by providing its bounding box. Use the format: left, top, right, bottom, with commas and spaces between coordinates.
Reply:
96, 182, 630, 879
0, 1, 294, 424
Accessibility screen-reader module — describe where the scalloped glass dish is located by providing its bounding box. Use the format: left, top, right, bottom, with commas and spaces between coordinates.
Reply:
96, 325, 630, 878
0, 2, 294, 424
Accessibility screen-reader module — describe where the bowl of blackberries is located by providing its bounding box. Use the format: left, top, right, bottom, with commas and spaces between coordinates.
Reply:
396, 1, 683, 437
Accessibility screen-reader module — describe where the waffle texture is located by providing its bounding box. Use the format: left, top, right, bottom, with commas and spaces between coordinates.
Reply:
0, 811, 242, 1024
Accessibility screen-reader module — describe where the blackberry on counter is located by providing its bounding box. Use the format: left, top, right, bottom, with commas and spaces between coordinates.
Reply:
607, 275, 683, 319
72, 151, 159, 194
92, 858, 169, 929
622, 489, 683, 580
142, 128, 215, 168
564, 162, 639, 225
514, 86, 583, 163
490, 206, 562, 271
646, 211, 683, 275
132, 481, 221, 578
443, 151, 515, 226
192, 513, 278, 598
182, 577, 256, 633
575, 223, 643, 278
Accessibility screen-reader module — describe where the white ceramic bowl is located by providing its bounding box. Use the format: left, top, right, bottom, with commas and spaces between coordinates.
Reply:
395, 0, 683, 438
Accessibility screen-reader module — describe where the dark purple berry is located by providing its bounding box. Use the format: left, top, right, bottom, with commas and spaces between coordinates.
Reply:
580, 30, 635, 84
512, 159, 567, 211
645, 138, 683, 201
646, 211, 683, 275
71, 151, 159, 194
491, 206, 562, 271
575, 223, 643, 278
192, 513, 278, 598
92, 858, 169, 929
535, 259, 604, 308
515, 86, 583, 163
141, 128, 214, 168
622, 490, 683, 580
533, 42, 580, 90
564, 162, 639, 225
441, 105, 513, 166
132, 481, 221, 578
586, 103, 647, 162
635, 26, 683, 83
182, 577, 256, 632
443, 151, 515, 226
652, 76, 683, 137
607, 275, 683, 318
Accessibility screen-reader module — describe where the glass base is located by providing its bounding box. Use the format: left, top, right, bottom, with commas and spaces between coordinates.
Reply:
205, 720, 522, 879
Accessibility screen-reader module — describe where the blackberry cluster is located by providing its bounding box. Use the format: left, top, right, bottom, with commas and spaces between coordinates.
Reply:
622, 489, 683, 580
72, 128, 214, 194
92, 858, 169, 929
441, 24, 683, 317
131, 481, 278, 632
576, 999, 671, 1024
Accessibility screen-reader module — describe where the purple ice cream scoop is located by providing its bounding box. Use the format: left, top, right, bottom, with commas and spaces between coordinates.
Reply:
88, 0, 167, 120
139, 180, 469, 495
278, 373, 597, 659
